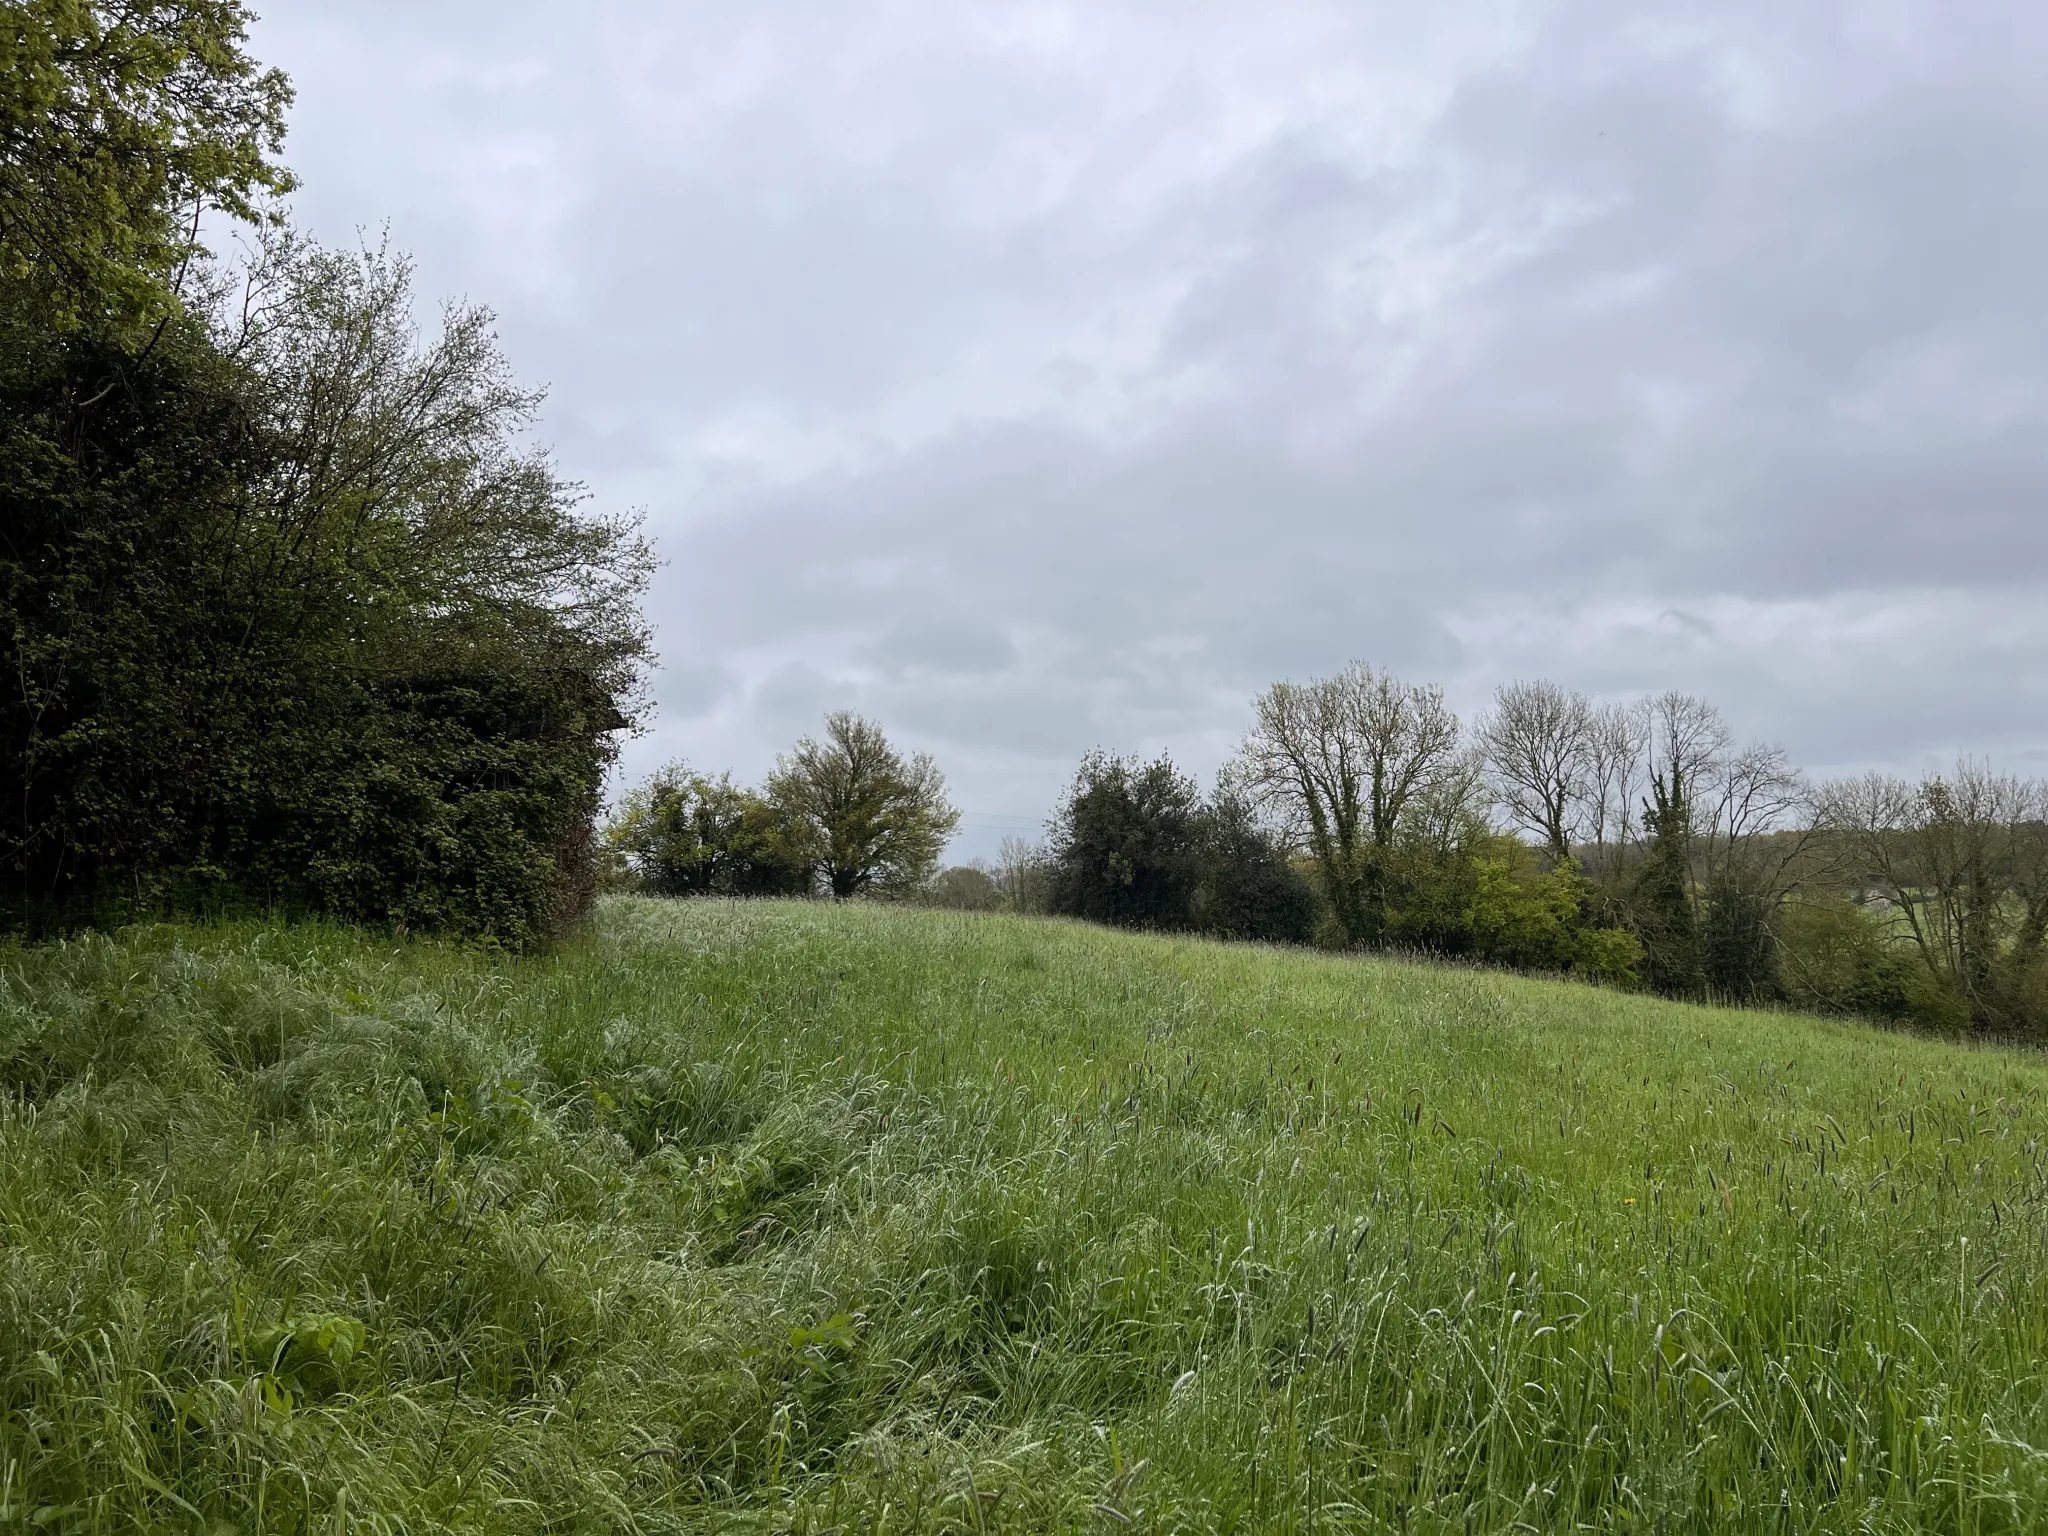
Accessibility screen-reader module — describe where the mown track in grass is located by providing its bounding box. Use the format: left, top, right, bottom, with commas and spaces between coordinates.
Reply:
4, 896, 2047, 1532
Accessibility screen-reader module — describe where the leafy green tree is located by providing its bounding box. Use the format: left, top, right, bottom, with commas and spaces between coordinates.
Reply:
1046, 752, 1206, 930
1, 0, 294, 328
767, 713, 958, 899
0, 8, 647, 945
1045, 756, 1320, 942
604, 766, 807, 898
1192, 787, 1318, 944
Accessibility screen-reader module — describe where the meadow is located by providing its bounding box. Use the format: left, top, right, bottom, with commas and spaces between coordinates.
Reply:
4, 897, 2048, 1533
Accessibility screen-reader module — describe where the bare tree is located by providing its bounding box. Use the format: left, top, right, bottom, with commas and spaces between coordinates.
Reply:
1575, 691, 1761, 886
1238, 662, 1462, 945
1646, 691, 1731, 806
1697, 741, 1811, 893
1581, 692, 1787, 876
1820, 762, 2048, 1032
1407, 746, 1493, 861
1625, 692, 1732, 901
994, 834, 1047, 912
1478, 679, 1594, 864
1583, 698, 1649, 863
766, 712, 959, 899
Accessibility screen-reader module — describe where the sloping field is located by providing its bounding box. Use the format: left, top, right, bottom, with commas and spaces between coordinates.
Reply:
3, 898, 2047, 1532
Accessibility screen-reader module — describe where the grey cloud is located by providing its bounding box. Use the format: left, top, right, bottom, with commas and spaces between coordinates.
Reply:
649, 654, 735, 720
255, 0, 2048, 857
862, 619, 1020, 680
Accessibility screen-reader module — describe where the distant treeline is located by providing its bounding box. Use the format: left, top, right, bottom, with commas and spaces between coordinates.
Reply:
977, 666, 2046, 1041
2, 4, 649, 945
626, 666, 2048, 1041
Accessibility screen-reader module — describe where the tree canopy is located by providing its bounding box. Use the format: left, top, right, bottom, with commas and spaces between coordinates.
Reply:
766, 713, 958, 898
1, 0, 293, 327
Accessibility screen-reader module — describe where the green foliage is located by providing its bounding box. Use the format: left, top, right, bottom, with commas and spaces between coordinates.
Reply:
1189, 789, 1319, 944
923, 864, 1006, 911
1046, 752, 1206, 929
766, 712, 959, 899
235, 659, 626, 943
1037, 739, 1639, 971
0, 12, 644, 947
1457, 845, 1582, 970
7, 902, 2048, 1530
0, 0, 294, 329
1, 235, 650, 945
1046, 756, 1319, 943
1461, 841, 1641, 983
604, 765, 809, 898
1700, 878, 1781, 1003
1387, 831, 1642, 985
247, 1314, 366, 1404
0, 304, 267, 902
1572, 922, 1647, 988
1775, 896, 1927, 1025
1632, 768, 1706, 998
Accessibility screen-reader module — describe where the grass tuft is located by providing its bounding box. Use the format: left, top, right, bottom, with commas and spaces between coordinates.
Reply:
4, 898, 2048, 1531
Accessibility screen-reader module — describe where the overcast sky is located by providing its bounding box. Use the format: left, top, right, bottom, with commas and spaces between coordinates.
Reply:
253, 0, 2048, 858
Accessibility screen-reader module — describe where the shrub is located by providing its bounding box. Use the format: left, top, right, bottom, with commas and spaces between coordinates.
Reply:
1776, 897, 1930, 1027
1430, 836, 1642, 985
1046, 753, 1207, 930
1700, 880, 1783, 1003
604, 767, 810, 899
1191, 793, 1319, 945
1, 240, 650, 946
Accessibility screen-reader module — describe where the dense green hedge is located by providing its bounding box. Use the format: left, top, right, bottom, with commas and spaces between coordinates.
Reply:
0, 3, 648, 946
2, 262, 647, 947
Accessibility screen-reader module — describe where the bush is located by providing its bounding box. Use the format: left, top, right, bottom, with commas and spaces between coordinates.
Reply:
1458, 845, 1584, 973
1776, 898, 1933, 1028
1191, 794, 1319, 945
1701, 880, 1783, 1003
1, 240, 649, 946
1413, 834, 1643, 985
604, 767, 810, 899
1044, 755, 1319, 941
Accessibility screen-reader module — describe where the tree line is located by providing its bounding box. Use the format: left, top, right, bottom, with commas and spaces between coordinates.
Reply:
679, 664, 2043, 1042
3, 3, 650, 945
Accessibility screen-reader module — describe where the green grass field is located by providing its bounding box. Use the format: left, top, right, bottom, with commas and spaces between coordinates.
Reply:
5, 898, 2048, 1532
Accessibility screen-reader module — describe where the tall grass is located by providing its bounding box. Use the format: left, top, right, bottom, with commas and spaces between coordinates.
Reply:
4, 897, 2048, 1531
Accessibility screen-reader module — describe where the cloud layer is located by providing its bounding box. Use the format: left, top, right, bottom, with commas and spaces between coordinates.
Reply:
254, 0, 2048, 854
